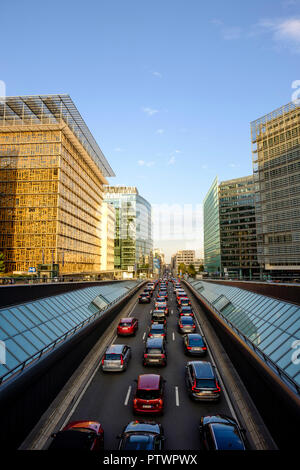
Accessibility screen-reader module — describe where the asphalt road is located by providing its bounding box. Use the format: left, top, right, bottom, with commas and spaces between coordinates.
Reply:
65, 280, 240, 450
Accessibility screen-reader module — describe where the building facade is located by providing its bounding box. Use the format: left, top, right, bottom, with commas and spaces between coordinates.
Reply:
0, 94, 114, 276
153, 248, 165, 277
104, 186, 153, 275
251, 101, 300, 278
203, 175, 258, 278
203, 177, 221, 274
172, 250, 195, 274
100, 202, 115, 271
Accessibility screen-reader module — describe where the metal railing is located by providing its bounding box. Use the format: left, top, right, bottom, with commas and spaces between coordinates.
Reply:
0, 281, 143, 386
185, 279, 300, 397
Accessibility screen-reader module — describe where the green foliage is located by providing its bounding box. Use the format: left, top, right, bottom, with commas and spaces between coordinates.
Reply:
177, 263, 186, 274
187, 263, 196, 278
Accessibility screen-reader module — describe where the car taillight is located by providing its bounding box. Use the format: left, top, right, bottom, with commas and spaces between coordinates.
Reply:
192, 325, 196, 328
120, 356, 124, 365
133, 399, 138, 405
144, 354, 148, 358
191, 379, 197, 391
214, 381, 221, 392
157, 399, 163, 406
101, 356, 105, 365
202, 347, 207, 351
186, 346, 192, 350
161, 354, 165, 358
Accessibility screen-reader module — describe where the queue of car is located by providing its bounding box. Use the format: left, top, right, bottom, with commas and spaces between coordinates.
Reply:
48, 276, 247, 451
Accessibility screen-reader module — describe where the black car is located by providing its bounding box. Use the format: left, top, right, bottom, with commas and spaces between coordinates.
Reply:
139, 293, 151, 303
143, 337, 167, 366
185, 361, 221, 401
143, 288, 153, 297
179, 306, 194, 317
151, 310, 167, 325
117, 421, 165, 450
183, 334, 207, 356
199, 415, 246, 450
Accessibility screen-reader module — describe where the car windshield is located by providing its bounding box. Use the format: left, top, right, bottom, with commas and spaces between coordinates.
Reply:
105, 354, 121, 360
122, 435, 154, 450
136, 389, 160, 399
120, 322, 132, 326
196, 379, 216, 388
181, 317, 194, 324
146, 348, 163, 354
212, 425, 244, 450
150, 326, 164, 332
188, 337, 204, 346
182, 307, 192, 312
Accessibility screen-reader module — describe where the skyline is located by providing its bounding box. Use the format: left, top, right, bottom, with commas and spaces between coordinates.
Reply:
1, 0, 300, 261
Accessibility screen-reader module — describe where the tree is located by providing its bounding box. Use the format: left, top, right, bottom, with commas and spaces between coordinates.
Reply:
177, 263, 186, 275
0, 252, 5, 274
187, 263, 196, 278
198, 264, 204, 272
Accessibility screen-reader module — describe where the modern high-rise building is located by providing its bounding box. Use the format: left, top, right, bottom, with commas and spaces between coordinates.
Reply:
0, 94, 115, 277
104, 186, 153, 274
153, 248, 165, 276
204, 175, 258, 278
251, 101, 300, 278
100, 202, 115, 272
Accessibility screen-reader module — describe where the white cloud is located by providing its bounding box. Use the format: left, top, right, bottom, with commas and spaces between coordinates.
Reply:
222, 26, 242, 40
114, 147, 124, 152
256, 17, 300, 51
138, 159, 155, 167
174, 149, 181, 153
168, 156, 176, 165
142, 107, 159, 116
229, 163, 240, 168
156, 129, 165, 134
152, 71, 162, 78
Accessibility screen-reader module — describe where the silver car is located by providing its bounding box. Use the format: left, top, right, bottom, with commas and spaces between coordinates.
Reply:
101, 344, 131, 372
178, 316, 196, 333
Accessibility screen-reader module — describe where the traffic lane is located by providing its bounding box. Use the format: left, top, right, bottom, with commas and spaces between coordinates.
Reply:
66, 283, 232, 450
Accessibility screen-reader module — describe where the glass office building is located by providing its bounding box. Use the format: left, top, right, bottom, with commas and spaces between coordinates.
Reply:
104, 186, 153, 273
203, 177, 221, 274
204, 175, 259, 278
0, 95, 115, 276
251, 101, 300, 278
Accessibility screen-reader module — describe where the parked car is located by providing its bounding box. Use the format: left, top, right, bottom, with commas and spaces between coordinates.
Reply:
48, 421, 104, 450
117, 317, 138, 336
143, 337, 167, 366
178, 315, 196, 333
199, 415, 246, 450
185, 361, 221, 401
133, 374, 165, 414
183, 334, 207, 356
101, 344, 131, 372
117, 421, 165, 450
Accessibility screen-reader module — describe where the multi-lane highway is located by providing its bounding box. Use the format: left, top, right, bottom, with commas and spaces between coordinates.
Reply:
54, 279, 249, 450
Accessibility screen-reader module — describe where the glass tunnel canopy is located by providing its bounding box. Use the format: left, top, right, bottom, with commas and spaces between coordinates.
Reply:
188, 280, 300, 389
0, 281, 140, 382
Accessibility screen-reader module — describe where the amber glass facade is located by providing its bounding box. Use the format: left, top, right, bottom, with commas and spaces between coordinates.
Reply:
0, 95, 114, 275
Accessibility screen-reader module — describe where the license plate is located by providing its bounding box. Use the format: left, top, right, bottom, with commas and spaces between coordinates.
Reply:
150, 359, 159, 362
143, 405, 152, 408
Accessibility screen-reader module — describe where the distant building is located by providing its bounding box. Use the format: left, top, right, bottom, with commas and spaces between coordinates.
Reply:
153, 248, 165, 276
204, 175, 259, 279
104, 186, 153, 275
194, 258, 204, 272
100, 202, 115, 271
172, 250, 195, 274
0, 94, 114, 277
251, 101, 300, 279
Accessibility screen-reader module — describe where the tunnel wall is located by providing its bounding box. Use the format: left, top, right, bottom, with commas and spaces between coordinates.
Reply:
0, 281, 145, 450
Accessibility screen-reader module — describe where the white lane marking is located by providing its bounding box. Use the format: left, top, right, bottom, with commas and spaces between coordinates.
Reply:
124, 386, 132, 406
172, 332, 175, 341
143, 332, 146, 340
175, 386, 179, 406
171, 309, 173, 315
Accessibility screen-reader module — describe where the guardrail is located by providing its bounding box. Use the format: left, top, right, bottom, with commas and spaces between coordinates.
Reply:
185, 279, 300, 397
0, 281, 143, 386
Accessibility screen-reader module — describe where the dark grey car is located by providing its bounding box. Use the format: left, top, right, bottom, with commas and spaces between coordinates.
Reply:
178, 315, 196, 333
185, 361, 221, 401
101, 344, 131, 372
143, 337, 167, 366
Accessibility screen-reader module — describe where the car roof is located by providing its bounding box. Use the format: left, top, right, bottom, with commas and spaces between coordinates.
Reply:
150, 323, 165, 329
186, 333, 202, 340
124, 421, 161, 435
120, 317, 133, 322
180, 316, 194, 322
106, 344, 125, 354
210, 423, 245, 450
191, 361, 215, 379
138, 374, 161, 389
146, 337, 164, 347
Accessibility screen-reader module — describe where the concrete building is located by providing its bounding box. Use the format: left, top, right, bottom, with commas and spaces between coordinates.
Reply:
100, 202, 115, 271
251, 100, 300, 279
0, 94, 114, 277
172, 250, 195, 274
204, 175, 259, 279
104, 186, 153, 276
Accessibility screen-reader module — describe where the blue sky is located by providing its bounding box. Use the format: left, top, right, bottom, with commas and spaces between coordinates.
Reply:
1, 0, 300, 260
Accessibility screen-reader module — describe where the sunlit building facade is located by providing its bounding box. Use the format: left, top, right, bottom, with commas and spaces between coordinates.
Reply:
0, 94, 114, 276
104, 186, 153, 274
203, 177, 221, 274
100, 202, 115, 271
251, 101, 300, 278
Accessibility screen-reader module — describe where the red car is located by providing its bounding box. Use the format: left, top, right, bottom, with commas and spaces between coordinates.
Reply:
49, 420, 104, 450
117, 317, 138, 336
133, 374, 165, 415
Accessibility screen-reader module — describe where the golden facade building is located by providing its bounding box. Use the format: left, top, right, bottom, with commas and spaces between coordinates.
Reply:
0, 95, 114, 276
100, 202, 115, 271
